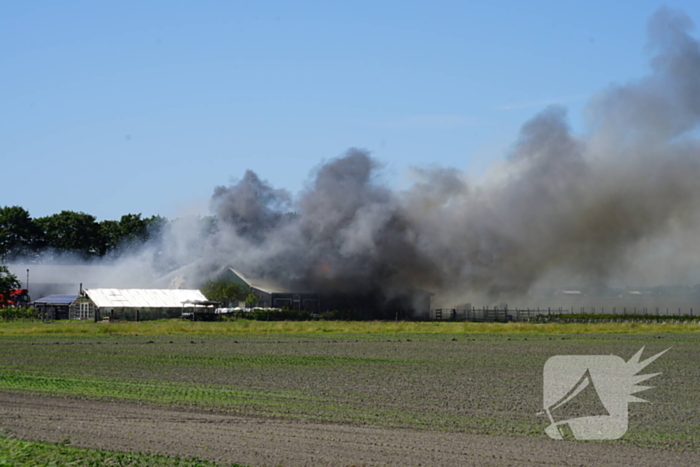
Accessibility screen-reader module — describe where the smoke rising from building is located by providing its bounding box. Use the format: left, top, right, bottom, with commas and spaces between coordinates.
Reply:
13, 8, 700, 308
204, 8, 700, 303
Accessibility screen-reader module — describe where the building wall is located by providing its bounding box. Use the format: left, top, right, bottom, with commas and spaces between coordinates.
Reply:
35, 304, 71, 320
69, 297, 95, 320
270, 293, 321, 312
251, 289, 272, 307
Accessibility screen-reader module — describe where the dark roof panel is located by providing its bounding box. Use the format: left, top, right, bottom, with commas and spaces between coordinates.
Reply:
33, 295, 79, 304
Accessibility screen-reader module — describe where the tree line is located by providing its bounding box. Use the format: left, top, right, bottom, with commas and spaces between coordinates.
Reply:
0, 206, 167, 262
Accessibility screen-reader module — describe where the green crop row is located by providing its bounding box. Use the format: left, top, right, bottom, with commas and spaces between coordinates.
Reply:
0, 370, 320, 409
0, 368, 539, 434
155, 353, 400, 367
0, 432, 246, 466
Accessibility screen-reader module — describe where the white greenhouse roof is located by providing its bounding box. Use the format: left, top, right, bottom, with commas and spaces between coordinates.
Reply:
84, 288, 208, 308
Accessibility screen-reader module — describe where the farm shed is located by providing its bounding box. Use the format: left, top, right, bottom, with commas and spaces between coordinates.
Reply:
155, 262, 431, 319
33, 294, 79, 320
72, 288, 213, 321
222, 267, 432, 319
223, 268, 321, 312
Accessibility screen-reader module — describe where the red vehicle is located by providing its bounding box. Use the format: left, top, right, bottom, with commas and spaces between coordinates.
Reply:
0, 289, 31, 308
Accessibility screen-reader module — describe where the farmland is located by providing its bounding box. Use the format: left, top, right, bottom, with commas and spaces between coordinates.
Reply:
0, 322, 699, 466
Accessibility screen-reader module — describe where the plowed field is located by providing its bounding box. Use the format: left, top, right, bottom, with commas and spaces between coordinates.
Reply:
0, 331, 698, 465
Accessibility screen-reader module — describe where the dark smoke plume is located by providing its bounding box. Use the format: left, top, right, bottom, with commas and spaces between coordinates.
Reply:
206, 8, 700, 303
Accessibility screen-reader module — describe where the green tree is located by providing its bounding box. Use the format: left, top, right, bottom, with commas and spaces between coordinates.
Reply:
99, 219, 122, 255
245, 290, 258, 308
100, 213, 155, 257
118, 214, 151, 248
0, 206, 42, 262
145, 215, 169, 238
0, 265, 21, 306
34, 211, 104, 259
200, 279, 249, 307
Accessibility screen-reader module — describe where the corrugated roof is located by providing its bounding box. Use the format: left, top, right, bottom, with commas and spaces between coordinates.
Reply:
85, 289, 208, 308
33, 295, 79, 305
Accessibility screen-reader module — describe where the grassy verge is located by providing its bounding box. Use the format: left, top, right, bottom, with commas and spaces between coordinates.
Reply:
0, 319, 699, 336
0, 432, 245, 466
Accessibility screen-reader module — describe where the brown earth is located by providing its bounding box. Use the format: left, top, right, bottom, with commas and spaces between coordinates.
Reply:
0, 392, 696, 467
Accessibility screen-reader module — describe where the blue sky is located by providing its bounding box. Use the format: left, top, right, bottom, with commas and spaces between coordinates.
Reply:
3, 1, 700, 220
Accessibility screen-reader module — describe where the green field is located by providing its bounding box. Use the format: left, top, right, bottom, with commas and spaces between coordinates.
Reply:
0, 433, 245, 466
0, 321, 697, 452
1, 319, 700, 336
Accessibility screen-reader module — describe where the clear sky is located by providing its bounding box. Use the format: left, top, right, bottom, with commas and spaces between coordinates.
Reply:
3, 1, 700, 221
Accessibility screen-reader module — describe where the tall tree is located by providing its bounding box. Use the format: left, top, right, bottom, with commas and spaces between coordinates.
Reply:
99, 220, 122, 256
145, 215, 168, 240
99, 213, 154, 257
118, 214, 151, 251
200, 278, 249, 307
35, 211, 104, 259
0, 206, 42, 262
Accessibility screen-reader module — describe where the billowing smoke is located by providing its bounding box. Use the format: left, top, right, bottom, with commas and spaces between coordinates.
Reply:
204, 8, 700, 303
14, 8, 700, 307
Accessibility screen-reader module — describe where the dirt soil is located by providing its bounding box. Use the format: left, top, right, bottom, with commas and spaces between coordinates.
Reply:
0, 392, 696, 467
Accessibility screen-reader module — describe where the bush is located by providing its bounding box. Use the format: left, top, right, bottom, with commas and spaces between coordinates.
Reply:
0, 307, 38, 321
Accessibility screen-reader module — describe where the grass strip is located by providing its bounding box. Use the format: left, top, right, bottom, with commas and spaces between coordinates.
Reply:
1, 320, 700, 336
0, 432, 246, 466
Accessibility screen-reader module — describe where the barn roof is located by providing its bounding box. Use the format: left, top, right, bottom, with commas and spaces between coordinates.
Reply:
84, 289, 208, 308
33, 294, 79, 305
226, 268, 289, 294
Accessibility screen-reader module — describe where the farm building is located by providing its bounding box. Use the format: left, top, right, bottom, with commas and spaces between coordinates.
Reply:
33, 294, 79, 320
223, 268, 321, 312
154, 262, 432, 319
70, 288, 215, 321
223, 267, 431, 319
